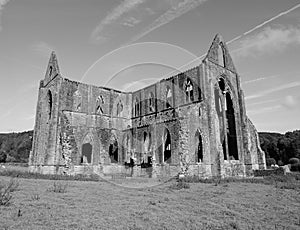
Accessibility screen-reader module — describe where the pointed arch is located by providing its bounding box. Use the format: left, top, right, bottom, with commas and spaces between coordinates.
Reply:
226, 92, 239, 160
47, 90, 52, 119
81, 133, 93, 164
134, 97, 140, 117
185, 78, 194, 102
73, 90, 82, 112
96, 95, 104, 114
116, 100, 123, 116
195, 130, 203, 163
218, 43, 225, 67
109, 135, 118, 163
149, 92, 155, 112
163, 128, 171, 163
166, 86, 172, 109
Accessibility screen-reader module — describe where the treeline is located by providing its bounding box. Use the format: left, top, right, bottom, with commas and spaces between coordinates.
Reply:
259, 130, 300, 166
0, 130, 33, 163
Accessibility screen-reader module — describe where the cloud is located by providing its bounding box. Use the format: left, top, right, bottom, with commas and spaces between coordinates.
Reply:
236, 26, 300, 57
281, 95, 298, 109
91, 0, 146, 43
32, 41, 55, 58
247, 105, 282, 115
243, 75, 278, 84
0, 0, 10, 31
122, 17, 141, 27
227, 3, 300, 45
127, 0, 208, 44
245, 81, 300, 100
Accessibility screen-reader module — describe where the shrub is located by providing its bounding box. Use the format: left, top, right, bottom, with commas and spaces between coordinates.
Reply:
266, 158, 276, 167
290, 163, 300, 172
47, 181, 68, 193
0, 178, 19, 206
170, 180, 190, 190
277, 160, 284, 166
288, 158, 300, 165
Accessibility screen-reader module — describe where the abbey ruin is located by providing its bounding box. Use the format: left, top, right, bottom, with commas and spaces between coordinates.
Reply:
29, 35, 266, 178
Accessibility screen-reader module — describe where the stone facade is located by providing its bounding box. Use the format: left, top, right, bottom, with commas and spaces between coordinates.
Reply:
29, 34, 266, 178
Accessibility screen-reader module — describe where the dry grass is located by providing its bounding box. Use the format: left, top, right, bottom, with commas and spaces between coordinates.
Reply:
0, 175, 299, 230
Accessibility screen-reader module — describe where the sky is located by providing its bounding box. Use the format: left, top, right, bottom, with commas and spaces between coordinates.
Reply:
0, 0, 300, 133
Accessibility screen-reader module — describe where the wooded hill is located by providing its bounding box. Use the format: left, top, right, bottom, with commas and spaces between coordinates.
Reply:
0, 130, 299, 164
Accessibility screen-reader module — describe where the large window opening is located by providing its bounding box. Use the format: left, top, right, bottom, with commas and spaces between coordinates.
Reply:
166, 86, 172, 109
96, 95, 104, 114
81, 143, 92, 164
149, 92, 155, 113
47, 90, 52, 119
134, 97, 140, 117
218, 44, 225, 67
163, 129, 171, 163
226, 93, 239, 160
185, 78, 194, 102
109, 138, 118, 163
195, 130, 203, 163
116, 100, 123, 117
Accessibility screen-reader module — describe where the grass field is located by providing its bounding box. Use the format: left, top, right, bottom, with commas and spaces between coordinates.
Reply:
1, 172, 300, 230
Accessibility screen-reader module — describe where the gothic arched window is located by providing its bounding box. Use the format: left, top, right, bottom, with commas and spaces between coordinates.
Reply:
185, 78, 194, 102
96, 95, 104, 114
166, 86, 172, 109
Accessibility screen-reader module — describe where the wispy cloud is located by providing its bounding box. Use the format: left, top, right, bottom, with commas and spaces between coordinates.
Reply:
245, 81, 300, 100
127, 0, 208, 44
281, 95, 299, 110
235, 26, 300, 57
247, 105, 282, 115
0, 0, 10, 31
243, 75, 278, 84
122, 17, 141, 27
91, 0, 146, 43
32, 41, 55, 58
247, 99, 277, 107
227, 3, 300, 45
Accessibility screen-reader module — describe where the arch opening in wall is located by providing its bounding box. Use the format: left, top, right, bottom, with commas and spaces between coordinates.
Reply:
96, 95, 104, 114
149, 92, 155, 112
49, 66, 53, 76
218, 44, 225, 67
195, 130, 203, 163
214, 83, 226, 160
226, 92, 239, 160
81, 143, 92, 164
116, 100, 123, 117
109, 137, 118, 163
166, 86, 172, 109
74, 90, 82, 111
134, 97, 140, 117
163, 128, 171, 163
185, 78, 194, 103
47, 90, 52, 119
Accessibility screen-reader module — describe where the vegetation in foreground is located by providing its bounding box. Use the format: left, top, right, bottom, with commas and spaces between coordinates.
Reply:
0, 170, 300, 230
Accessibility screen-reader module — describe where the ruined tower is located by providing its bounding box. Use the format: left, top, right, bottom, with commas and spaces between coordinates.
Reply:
29, 35, 266, 177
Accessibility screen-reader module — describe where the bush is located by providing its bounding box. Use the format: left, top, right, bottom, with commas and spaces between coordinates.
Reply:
170, 180, 190, 190
0, 178, 19, 206
290, 163, 300, 172
266, 158, 276, 167
47, 181, 68, 193
288, 158, 300, 165
278, 160, 284, 166
0, 151, 7, 163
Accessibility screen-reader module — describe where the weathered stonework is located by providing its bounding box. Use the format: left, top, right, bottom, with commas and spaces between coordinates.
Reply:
29, 34, 266, 178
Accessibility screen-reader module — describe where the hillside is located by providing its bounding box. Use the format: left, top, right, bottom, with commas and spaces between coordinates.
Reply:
0, 130, 33, 163
259, 130, 300, 165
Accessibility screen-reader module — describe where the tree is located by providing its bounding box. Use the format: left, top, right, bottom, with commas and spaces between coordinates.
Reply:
0, 151, 7, 163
